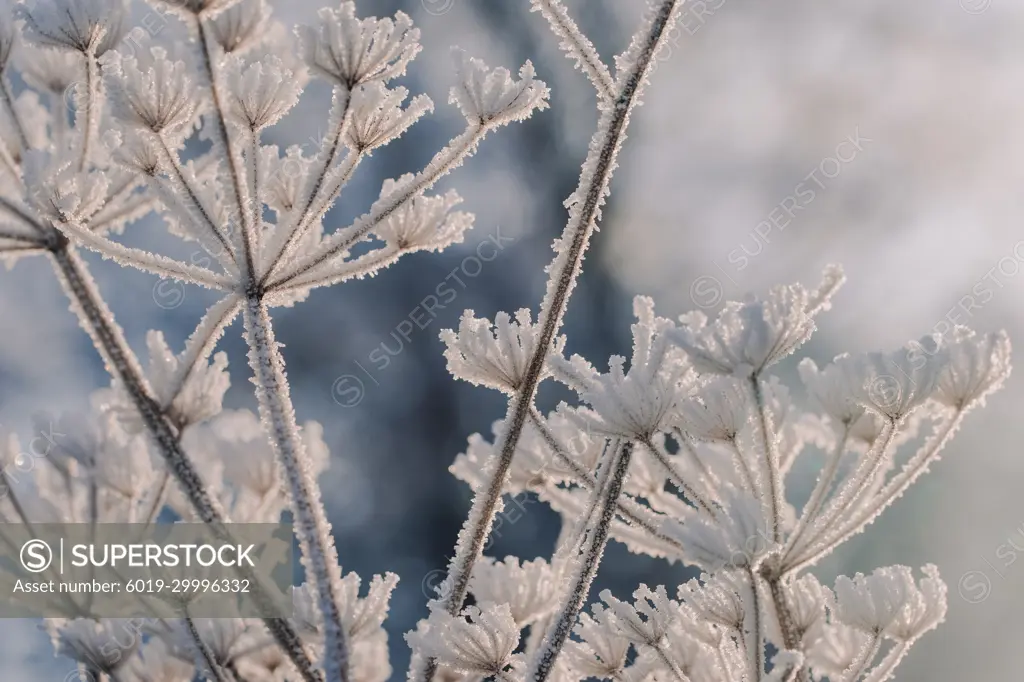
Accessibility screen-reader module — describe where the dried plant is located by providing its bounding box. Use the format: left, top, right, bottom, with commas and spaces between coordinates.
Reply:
0, 0, 1011, 681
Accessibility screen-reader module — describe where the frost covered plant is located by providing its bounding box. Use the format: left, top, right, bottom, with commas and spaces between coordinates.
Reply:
430, 259, 1010, 682
0, 1, 1010, 682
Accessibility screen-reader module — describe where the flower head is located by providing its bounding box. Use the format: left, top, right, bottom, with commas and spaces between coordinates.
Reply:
346, 83, 433, 151
676, 376, 749, 442
222, 55, 302, 131
449, 49, 550, 126
839, 336, 949, 420
104, 47, 199, 140
441, 309, 565, 394
297, 3, 420, 89
470, 556, 559, 626
371, 182, 472, 252
883, 564, 947, 642
831, 565, 912, 634
22, 148, 109, 223
17, 0, 128, 53
569, 296, 691, 440
933, 327, 1011, 410
407, 603, 520, 676
672, 265, 844, 377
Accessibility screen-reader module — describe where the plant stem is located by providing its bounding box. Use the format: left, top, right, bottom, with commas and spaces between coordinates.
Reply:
528, 442, 633, 681
243, 295, 349, 682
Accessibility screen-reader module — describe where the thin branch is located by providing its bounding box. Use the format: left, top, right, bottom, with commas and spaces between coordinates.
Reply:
529, 0, 615, 100
56, 218, 235, 290
779, 426, 850, 565
195, 16, 257, 282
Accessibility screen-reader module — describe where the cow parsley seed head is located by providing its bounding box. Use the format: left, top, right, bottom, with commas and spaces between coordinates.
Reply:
441, 309, 565, 394
677, 377, 749, 442
208, 0, 270, 55
297, 3, 420, 89
798, 354, 867, 427
806, 621, 871, 680
787, 573, 831, 640
470, 556, 559, 626
145, 330, 230, 429
564, 606, 630, 679
882, 564, 947, 642
933, 327, 1012, 410
407, 603, 521, 676
104, 47, 200, 140
665, 485, 775, 571
48, 618, 140, 673
17, 45, 82, 94
449, 49, 551, 126
841, 336, 948, 420
371, 183, 472, 253
153, 0, 242, 19
598, 585, 676, 647
672, 266, 844, 377
346, 83, 433, 152
17, 0, 128, 54
568, 296, 690, 440
22, 148, 109, 222
222, 55, 302, 132
831, 565, 915, 634
679, 573, 746, 631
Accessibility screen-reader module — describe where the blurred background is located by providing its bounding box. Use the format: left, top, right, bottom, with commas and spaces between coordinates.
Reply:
1, 0, 1022, 678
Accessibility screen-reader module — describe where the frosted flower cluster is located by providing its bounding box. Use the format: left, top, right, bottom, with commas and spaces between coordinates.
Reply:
0, 0, 1010, 681
432, 266, 1010, 682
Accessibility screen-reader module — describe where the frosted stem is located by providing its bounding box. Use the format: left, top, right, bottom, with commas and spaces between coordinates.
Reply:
842, 634, 882, 682
183, 613, 231, 682
861, 641, 912, 682
780, 427, 850, 563
528, 0, 615, 100
529, 409, 685, 552
528, 442, 633, 682
750, 374, 782, 543
243, 295, 349, 682
742, 568, 763, 681
77, 48, 100, 173
790, 412, 963, 573
641, 437, 717, 515
195, 15, 257, 281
